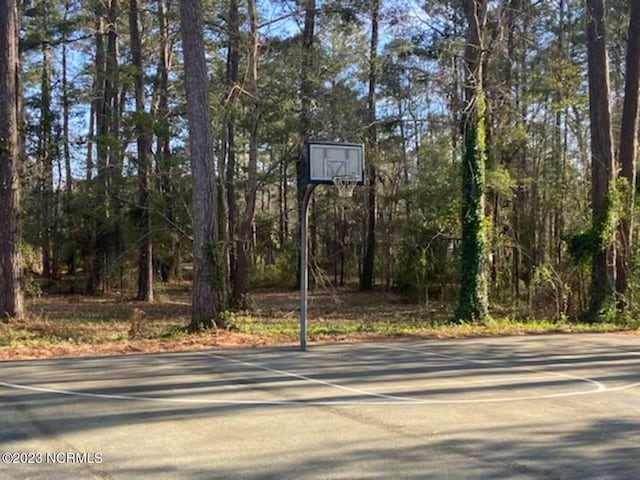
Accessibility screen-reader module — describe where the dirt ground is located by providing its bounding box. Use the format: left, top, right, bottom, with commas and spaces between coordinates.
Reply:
0, 287, 442, 361
2, 286, 637, 361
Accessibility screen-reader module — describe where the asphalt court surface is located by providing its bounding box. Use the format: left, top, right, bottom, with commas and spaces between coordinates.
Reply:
1, 333, 640, 479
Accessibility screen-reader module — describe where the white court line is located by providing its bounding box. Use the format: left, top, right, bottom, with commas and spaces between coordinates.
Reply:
1, 379, 639, 406
1, 345, 638, 406
207, 351, 594, 394
362, 374, 570, 392
0, 380, 320, 405
377, 344, 608, 391
202, 352, 414, 402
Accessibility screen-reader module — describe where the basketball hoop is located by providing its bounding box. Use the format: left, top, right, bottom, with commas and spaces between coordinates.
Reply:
301, 142, 364, 351
332, 175, 360, 198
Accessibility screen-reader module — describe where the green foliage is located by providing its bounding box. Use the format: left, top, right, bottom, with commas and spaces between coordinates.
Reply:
249, 242, 298, 289
567, 181, 622, 267
530, 265, 571, 320
566, 228, 594, 265
621, 246, 640, 319
391, 130, 460, 303
18, 242, 40, 273
12, 0, 640, 327
593, 183, 620, 251
393, 238, 428, 302
456, 89, 489, 323
215, 311, 241, 332
393, 225, 458, 304
22, 275, 43, 298
486, 166, 515, 200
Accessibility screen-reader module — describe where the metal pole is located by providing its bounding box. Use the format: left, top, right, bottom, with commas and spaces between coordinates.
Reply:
300, 183, 317, 351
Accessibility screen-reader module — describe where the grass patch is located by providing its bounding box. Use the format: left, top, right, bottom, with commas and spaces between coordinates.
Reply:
231, 314, 640, 342
1, 288, 638, 360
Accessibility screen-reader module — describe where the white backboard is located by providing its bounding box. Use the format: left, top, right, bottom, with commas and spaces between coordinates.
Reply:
307, 142, 364, 185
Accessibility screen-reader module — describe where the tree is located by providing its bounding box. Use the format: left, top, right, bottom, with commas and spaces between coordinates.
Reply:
360, 0, 380, 290
456, 0, 489, 321
7, 0, 640, 324
179, 0, 226, 329
35, 2, 55, 282
616, 0, 640, 298
60, 0, 75, 277
88, 0, 121, 294
586, 0, 616, 317
224, 0, 240, 294
0, 0, 24, 319
61, 0, 73, 194
154, 0, 181, 282
129, 0, 153, 302
230, 0, 260, 308
295, 0, 316, 288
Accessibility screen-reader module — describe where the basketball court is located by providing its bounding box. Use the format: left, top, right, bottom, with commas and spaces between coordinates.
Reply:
1, 333, 639, 479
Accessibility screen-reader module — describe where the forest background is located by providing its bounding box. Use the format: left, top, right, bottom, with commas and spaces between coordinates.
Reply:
2, 0, 640, 352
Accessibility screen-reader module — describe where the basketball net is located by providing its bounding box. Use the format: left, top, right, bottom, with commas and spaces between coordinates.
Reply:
332, 175, 359, 198
332, 175, 358, 218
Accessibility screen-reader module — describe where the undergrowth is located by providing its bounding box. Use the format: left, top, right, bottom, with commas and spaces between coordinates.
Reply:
1, 290, 638, 358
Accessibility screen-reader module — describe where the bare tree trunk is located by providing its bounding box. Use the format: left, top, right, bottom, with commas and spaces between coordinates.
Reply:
278, 149, 289, 246
361, 0, 380, 290
39, 15, 54, 282
90, 0, 122, 294
86, 93, 95, 181
552, 0, 566, 268
231, 0, 260, 308
295, 0, 315, 288
88, 12, 107, 294
224, 0, 240, 290
616, 0, 640, 298
130, 0, 153, 302
107, 0, 124, 290
60, 0, 76, 274
179, 0, 225, 329
0, 0, 23, 319
106, 0, 121, 185
156, 0, 179, 281
586, 0, 616, 317
62, 0, 72, 192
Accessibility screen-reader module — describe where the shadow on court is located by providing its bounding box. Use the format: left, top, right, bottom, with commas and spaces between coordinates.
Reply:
1, 333, 639, 479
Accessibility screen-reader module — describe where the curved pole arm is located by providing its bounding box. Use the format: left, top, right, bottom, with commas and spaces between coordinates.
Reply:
300, 183, 318, 351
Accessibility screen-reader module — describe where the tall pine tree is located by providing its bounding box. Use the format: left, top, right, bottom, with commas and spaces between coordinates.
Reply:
456, 0, 489, 321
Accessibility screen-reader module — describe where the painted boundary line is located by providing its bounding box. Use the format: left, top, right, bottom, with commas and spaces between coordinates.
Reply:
375, 344, 608, 391
201, 352, 414, 401
1, 346, 639, 406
